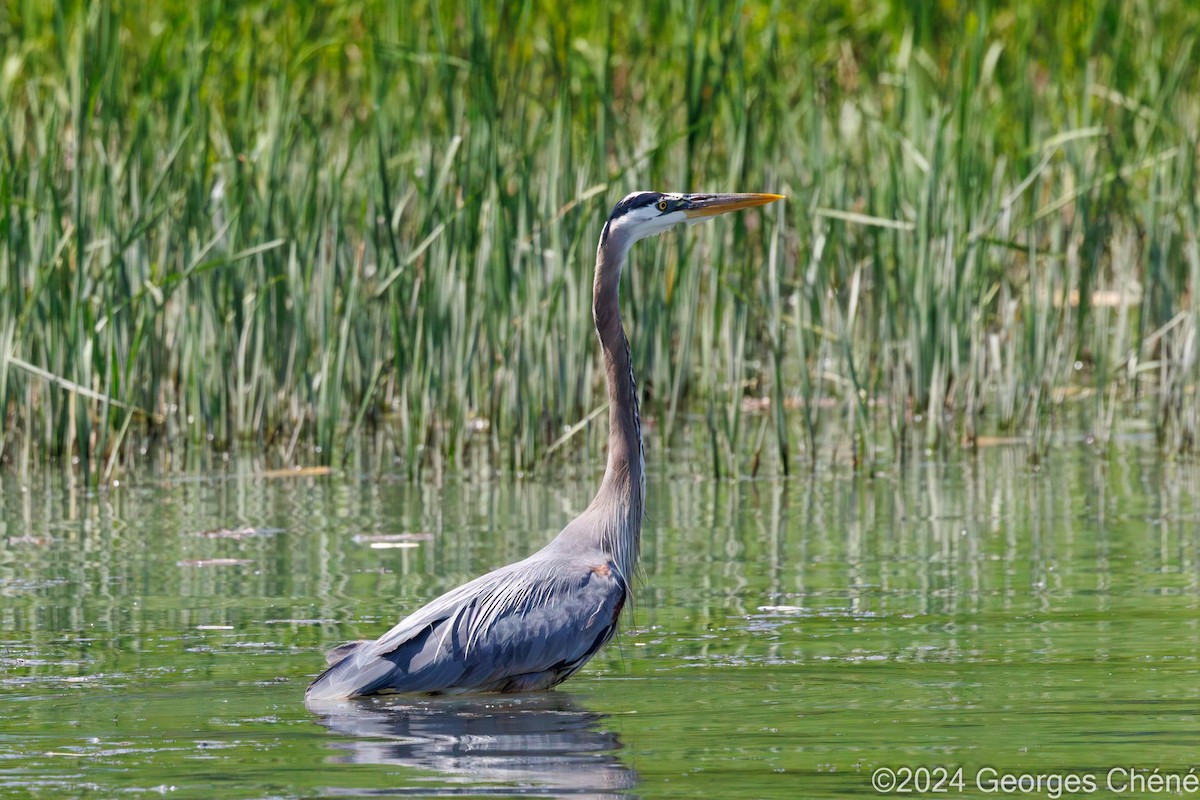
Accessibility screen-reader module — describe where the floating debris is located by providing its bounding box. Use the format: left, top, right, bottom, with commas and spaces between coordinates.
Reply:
369, 542, 421, 550
756, 605, 806, 614
256, 466, 333, 479
192, 526, 283, 539
967, 435, 1028, 448
195, 625, 234, 631
176, 558, 254, 567
5, 535, 53, 546
352, 532, 433, 544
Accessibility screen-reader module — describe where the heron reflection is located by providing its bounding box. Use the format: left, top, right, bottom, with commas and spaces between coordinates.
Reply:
306, 692, 638, 796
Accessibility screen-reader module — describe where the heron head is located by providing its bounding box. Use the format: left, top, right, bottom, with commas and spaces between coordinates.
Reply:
602, 191, 784, 249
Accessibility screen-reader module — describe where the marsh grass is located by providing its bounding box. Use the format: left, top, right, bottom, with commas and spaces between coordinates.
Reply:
1, 0, 1198, 481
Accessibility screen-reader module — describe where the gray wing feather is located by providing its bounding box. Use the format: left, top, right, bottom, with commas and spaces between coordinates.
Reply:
306, 553, 626, 700
324, 639, 371, 665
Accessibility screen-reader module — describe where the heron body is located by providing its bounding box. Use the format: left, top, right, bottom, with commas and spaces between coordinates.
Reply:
306, 191, 782, 700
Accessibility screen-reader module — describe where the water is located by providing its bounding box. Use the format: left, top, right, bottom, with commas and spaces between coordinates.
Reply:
2, 446, 1200, 798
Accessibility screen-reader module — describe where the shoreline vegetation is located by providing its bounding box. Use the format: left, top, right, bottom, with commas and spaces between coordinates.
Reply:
1, 1, 1198, 481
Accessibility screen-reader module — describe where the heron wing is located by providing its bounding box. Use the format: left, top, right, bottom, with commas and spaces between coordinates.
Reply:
305, 553, 626, 699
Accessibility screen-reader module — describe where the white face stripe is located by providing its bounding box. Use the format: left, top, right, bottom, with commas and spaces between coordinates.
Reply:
607, 202, 688, 246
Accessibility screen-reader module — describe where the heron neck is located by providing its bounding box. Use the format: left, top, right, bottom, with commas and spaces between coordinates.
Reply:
587, 234, 645, 574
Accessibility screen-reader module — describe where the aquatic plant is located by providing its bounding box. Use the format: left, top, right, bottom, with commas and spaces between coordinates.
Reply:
1, 1, 1197, 480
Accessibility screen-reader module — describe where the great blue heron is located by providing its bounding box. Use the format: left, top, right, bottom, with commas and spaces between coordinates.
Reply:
306, 191, 784, 700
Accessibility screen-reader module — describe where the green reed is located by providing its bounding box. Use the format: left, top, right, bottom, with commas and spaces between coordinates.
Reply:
0, 0, 1197, 481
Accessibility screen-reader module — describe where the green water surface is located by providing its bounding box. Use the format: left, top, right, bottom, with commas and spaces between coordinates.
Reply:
2, 446, 1199, 798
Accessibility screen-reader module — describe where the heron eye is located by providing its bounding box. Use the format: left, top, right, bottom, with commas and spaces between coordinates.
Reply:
657, 200, 669, 212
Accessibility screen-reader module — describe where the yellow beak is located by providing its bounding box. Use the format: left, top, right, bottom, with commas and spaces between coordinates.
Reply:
681, 192, 785, 221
